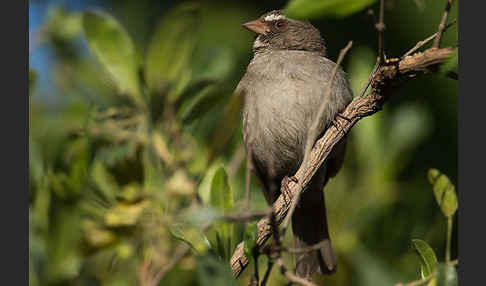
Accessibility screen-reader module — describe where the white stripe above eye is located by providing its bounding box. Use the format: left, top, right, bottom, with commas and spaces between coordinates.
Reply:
264, 14, 285, 21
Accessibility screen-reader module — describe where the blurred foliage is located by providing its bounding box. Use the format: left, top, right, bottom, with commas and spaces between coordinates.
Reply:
29, 0, 458, 285
285, 0, 376, 19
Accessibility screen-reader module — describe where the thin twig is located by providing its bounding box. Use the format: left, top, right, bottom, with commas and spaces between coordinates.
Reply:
377, 0, 386, 63
140, 244, 191, 286
286, 239, 332, 254
446, 216, 452, 263
433, 0, 455, 48
222, 210, 269, 222
274, 257, 319, 286
395, 271, 437, 286
403, 19, 456, 58
303, 40, 354, 164
142, 223, 212, 286
267, 210, 317, 286
359, 60, 380, 98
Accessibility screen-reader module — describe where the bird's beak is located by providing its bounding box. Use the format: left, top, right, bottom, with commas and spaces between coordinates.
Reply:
242, 19, 268, 35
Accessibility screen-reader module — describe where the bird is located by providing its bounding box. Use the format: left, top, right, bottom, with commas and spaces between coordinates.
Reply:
235, 10, 353, 280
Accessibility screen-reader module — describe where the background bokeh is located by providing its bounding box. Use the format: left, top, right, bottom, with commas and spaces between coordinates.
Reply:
29, 0, 458, 285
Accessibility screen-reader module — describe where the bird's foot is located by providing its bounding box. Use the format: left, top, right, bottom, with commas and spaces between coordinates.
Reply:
281, 176, 298, 206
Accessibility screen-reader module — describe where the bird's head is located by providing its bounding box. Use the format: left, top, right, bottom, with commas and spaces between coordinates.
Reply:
242, 10, 326, 55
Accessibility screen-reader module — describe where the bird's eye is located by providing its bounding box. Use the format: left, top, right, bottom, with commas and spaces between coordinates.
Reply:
275, 21, 286, 29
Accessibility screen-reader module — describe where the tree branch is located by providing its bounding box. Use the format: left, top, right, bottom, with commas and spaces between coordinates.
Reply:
229, 46, 457, 278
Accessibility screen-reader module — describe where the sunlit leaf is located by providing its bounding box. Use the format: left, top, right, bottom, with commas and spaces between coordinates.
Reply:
117, 183, 144, 203
45, 7, 83, 40
170, 223, 211, 253
83, 11, 142, 103
166, 169, 196, 196
210, 167, 233, 213
285, 0, 376, 19
412, 239, 438, 279
104, 200, 149, 227
145, 3, 201, 99
428, 169, 458, 217
427, 277, 438, 286
82, 219, 117, 248
436, 263, 458, 286
152, 132, 175, 166
198, 163, 223, 206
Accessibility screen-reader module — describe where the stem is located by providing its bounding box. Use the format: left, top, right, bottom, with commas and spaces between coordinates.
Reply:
446, 216, 452, 263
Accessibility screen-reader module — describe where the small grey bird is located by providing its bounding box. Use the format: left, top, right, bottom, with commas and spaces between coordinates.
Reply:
236, 10, 353, 279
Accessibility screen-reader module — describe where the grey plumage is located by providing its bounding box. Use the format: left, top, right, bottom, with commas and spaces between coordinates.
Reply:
237, 10, 353, 279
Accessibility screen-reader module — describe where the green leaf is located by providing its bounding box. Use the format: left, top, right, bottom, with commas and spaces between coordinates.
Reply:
243, 222, 258, 265
29, 69, 37, 97
143, 148, 165, 194
45, 7, 82, 40
386, 104, 431, 171
209, 167, 234, 260
83, 11, 142, 103
285, 0, 376, 19
178, 83, 228, 125
412, 239, 438, 279
170, 223, 211, 253
436, 263, 458, 286
210, 167, 233, 213
196, 254, 237, 286
91, 160, 119, 203
428, 169, 458, 217
145, 3, 201, 98
440, 50, 458, 76
198, 163, 224, 206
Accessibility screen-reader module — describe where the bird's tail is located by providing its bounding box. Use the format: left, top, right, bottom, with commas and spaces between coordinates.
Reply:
291, 181, 336, 279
